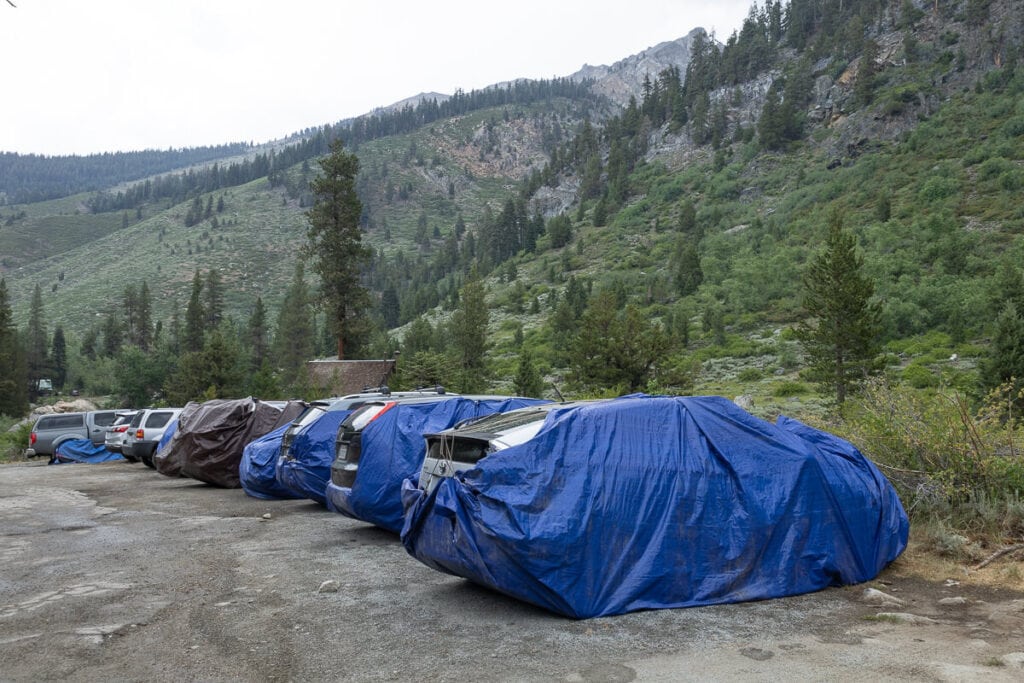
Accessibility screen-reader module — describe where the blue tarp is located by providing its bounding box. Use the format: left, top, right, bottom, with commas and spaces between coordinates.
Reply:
239, 424, 303, 500
275, 409, 354, 505
400, 395, 909, 619
327, 397, 550, 533
51, 438, 125, 464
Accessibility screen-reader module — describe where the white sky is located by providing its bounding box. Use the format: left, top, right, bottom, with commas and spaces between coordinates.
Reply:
0, 0, 752, 156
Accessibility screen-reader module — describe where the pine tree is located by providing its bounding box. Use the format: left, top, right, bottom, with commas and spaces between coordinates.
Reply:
513, 348, 545, 398
980, 302, 1024, 404
26, 284, 49, 398
136, 282, 153, 351
183, 271, 206, 353
273, 263, 316, 388
568, 289, 668, 392
673, 239, 703, 296
204, 269, 224, 328
247, 296, 270, 373
796, 210, 881, 404
50, 327, 67, 392
450, 267, 489, 391
0, 278, 29, 416
306, 138, 370, 360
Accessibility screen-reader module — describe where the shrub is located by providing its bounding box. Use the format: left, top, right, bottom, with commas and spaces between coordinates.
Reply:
0, 420, 32, 462
835, 380, 1024, 541
901, 363, 938, 388
772, 381, 808, 397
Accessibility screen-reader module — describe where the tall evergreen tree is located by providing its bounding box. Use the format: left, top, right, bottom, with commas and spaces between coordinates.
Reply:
183, 270, 206, 353
306, 138, 370, 359
450, 267, 489, 391
273, 263, 316, 387
796, 210, 881, 404
247, 296, 270, 373
26, 284, 49, 398
0, 279, 29, 416
204, 269, 225, 328
50, 327, 67, 392
136, 282, 154, 351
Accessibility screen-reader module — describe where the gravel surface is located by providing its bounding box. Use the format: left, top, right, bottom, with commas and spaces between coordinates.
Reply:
1, 461, 1023, 681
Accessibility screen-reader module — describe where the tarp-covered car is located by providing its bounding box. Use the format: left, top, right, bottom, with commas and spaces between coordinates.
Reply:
327, 396, 549, 533
401, 395, 909, 619
276, 389, 452, 505
50, 438, 125, 464
238, 423, 303, 500
155, 398, 304, 487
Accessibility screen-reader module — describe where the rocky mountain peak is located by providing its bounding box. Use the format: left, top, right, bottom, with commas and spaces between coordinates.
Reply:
569, 27, 708, 107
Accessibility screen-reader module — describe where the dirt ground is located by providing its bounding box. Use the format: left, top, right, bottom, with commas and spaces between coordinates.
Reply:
1, 460, 1023, 682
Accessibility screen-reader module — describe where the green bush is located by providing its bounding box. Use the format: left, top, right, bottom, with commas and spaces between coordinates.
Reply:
902, 363, 938, 388
0, 420, 32, 462
918, 176, 959, 202
772, 380, 808, 396
833, 380, 1024, 541
737, 367, 763, 382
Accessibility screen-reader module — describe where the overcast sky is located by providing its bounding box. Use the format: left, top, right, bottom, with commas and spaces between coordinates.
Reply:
1, 0, 752, 157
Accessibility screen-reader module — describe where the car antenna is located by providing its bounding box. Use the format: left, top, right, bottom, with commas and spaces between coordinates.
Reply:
550, 382, 565, 402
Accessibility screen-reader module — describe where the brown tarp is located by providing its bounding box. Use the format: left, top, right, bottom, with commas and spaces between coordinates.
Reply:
154, 398, 304, 487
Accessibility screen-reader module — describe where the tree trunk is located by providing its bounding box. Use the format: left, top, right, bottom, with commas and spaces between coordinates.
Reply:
336, 335, 344, 361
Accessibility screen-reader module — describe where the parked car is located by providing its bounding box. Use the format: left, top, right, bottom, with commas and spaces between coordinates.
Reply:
123, 408, 182, 468
276, 387, 453, 504
103, 410, 139, 458
401, 395, 910, 619
26, 410, 119, 459
326, 395, 548, 532
418, 402, 573, 493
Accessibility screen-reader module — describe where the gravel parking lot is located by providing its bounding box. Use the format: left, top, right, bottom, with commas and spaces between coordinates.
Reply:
2, 461, 1023, 681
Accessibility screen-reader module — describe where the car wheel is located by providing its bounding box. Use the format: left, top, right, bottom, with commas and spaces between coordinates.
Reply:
141, 448, 155, 469
123, 452, 140, 463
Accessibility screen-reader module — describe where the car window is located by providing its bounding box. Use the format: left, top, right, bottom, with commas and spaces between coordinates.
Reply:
38, 414, 85, 430
129, 412, 145, 428
426, 436, 490, 464
145, 412, 173, 429
92, 412, 117, 427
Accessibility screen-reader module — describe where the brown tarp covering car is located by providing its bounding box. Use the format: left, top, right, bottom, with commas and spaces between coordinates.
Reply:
154, 398, 304, 487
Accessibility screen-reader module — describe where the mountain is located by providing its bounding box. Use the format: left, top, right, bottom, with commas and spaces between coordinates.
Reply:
2, 0, 1023, 412
570, 27, 706, 107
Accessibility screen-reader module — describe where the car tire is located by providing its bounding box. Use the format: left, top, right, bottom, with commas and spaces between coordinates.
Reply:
141, 447, 155, 469
123, 452, 139, 463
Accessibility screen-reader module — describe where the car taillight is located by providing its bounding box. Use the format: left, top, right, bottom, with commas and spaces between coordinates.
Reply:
116, 425, 129, 433
136, 429, 145, 439
30, 432, 37, 445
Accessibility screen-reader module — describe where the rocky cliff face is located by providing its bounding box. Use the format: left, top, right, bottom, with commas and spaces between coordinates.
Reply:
570, 27, 708, 108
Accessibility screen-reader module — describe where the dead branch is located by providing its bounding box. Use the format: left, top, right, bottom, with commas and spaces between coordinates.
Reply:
974, 543, 1024, 570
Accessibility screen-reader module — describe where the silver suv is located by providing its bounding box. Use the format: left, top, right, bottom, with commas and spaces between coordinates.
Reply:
123, 408, 182, 468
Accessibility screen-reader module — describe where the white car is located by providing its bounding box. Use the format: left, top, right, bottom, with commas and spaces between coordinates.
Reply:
103, 410, 139, 457
417, 403, 584, 493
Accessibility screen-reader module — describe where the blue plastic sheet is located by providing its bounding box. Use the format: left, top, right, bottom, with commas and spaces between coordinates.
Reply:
327, 397, 549, 533
400, 395, 909, 618
51, 438, 125, 464
239, 424, 303, 500
275, 409, 354, 505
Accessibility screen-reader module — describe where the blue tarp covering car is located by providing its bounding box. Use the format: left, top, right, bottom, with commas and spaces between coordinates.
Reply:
276, 409, 355, 505
327, 397, 549, 533
239, 424, 303, 500
51, 438, 125, 464
400, 395, 910, 619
